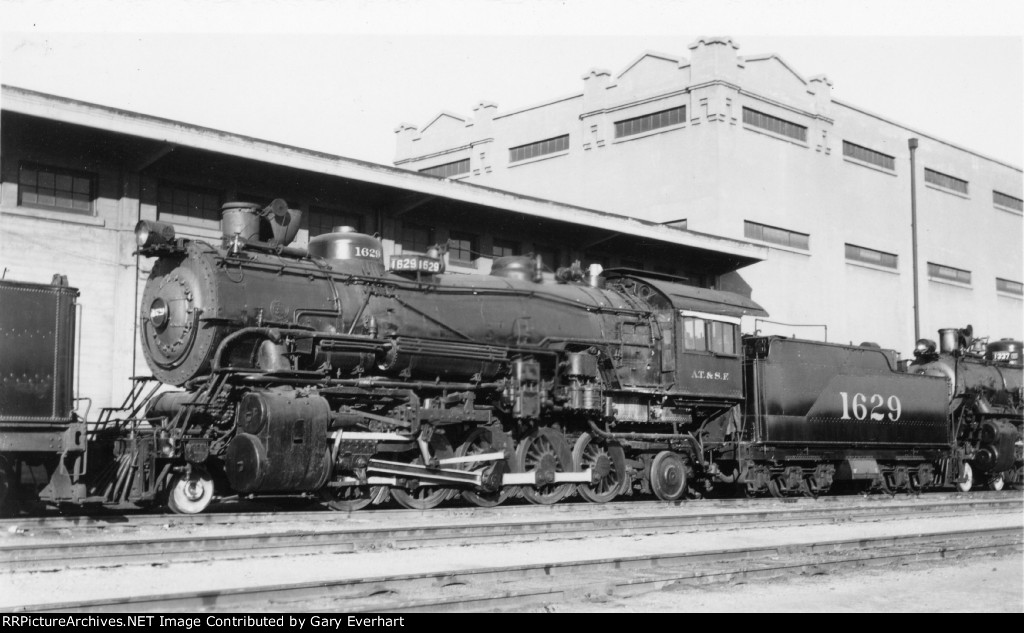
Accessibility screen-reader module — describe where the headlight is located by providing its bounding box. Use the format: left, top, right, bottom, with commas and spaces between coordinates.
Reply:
914, 338, 937, 356
135, 220, 176, 249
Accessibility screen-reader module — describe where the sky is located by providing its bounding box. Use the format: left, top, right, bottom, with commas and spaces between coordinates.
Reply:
1, 0, 1022, 167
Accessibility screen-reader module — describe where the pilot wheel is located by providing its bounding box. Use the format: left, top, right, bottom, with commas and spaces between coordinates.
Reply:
167, 467, 215, 514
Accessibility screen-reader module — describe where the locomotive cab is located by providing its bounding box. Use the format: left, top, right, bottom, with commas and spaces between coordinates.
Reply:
676, 310, 743, 399
608, 275, 761, 402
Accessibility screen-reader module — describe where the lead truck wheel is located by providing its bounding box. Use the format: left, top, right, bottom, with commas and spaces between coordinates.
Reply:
167, 468, 215, 514
955, 462, 973, 493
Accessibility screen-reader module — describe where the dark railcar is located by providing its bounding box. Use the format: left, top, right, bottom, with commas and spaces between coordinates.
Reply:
0, 276, 86, 512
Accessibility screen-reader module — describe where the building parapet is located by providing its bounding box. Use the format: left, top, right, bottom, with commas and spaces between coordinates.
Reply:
832, 98, 1022, 173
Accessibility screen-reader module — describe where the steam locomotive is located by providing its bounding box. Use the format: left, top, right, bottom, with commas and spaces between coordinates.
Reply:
1, 200, 1020, 514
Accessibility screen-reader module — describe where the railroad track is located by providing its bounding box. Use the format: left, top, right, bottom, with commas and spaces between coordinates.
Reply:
7, 526, 1021, 613
2, 490, 1020, 535
2, 494, 1021, 572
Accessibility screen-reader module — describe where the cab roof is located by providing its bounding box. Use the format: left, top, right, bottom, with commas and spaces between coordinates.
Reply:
612, 273, 768, 318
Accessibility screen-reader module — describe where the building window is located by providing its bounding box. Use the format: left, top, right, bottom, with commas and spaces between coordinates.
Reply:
157, 182, 223, 223
993, 191, 1023, 212
924, 168, 969, 195
614, 106, 686, 139
447, 231, 477, 263
742, 107, 807, 142
928, 262, 971, 285
18, 163, 95, 214
996, 278, 1023, 296
845, 244, 898, 269
307, 206, 363, 236
509, 135, 569, 162
400, 223, 433, 254
492, 238, 519, 258
744, 220, 809, 250
842, 141, 895, 171
419, 159, 470, 179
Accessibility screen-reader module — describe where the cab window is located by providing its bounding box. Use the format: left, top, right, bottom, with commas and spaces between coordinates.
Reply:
682, 316, 737, 355
683, 317, 706, 351
709, 321, 736, 355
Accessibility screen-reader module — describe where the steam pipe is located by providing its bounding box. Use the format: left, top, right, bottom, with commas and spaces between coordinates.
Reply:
210, 327, 288, 371
909, 138, 921, 341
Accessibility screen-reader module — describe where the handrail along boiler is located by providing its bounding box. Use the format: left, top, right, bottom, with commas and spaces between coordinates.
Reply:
1, 198, 1020, 514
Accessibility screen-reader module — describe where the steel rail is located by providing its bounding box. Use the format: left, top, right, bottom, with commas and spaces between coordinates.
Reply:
1, 490, 1019, 533
369, 530, 1023, 613
2, 497, 1020, 572
6, 526, 1020, 613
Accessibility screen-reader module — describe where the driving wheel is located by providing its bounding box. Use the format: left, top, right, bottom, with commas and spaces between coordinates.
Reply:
458, 427, 512, 508
573, 432, 625, 503
391, 434, 455, 510
516, 427, 574, 505
320, 484, 387, 511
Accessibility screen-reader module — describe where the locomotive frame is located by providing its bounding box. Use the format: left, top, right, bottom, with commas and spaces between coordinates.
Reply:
1, 200, 1020, 515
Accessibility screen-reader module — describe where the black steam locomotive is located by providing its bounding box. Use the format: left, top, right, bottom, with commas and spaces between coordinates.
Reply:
1, 200, 1020, 514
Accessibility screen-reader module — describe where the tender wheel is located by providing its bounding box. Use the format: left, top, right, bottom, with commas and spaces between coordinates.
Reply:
881, 474, 896, 495
573, 433, 625, 503
391, 434, 455, 510
320, 485, 387, 511
800, 477, 818, 498
516, 427, 574, 505
956, 462, 974, 493
650, 451, 687, 501
167, 467, 214, 515
987, 473, 1005, 491
458, 428, 512, 508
